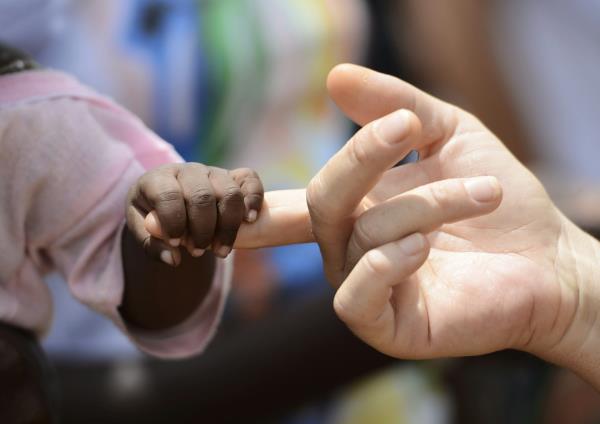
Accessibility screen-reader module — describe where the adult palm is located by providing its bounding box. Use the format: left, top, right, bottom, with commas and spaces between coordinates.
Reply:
307, 64, 585, 361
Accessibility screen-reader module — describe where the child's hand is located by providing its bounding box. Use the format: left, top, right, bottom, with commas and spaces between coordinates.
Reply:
126, 163, 263, 265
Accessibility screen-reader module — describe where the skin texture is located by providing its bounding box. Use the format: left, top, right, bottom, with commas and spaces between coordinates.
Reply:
128, 63, 600, 388
121, 164, 264, 330
123, 165, 313, 331
2, 35, 598, 417
119, 229, 217, 331
144, 189, 312, 249
140, 188, 314, 330
306, 64, 600, 389
126, 164, 265, 263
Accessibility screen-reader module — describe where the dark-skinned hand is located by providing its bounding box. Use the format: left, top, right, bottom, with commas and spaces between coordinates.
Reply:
126, 163, 265, 266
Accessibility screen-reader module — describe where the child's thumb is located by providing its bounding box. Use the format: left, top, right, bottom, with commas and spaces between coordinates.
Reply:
144, 211, 165, 240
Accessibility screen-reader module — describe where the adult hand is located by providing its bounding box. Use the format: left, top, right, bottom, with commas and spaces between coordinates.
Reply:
307, 64, 600, 387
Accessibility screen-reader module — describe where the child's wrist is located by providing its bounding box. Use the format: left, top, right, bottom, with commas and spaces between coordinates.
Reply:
119, 226, 216, 332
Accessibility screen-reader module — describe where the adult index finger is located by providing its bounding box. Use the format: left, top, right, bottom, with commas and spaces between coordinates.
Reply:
307, 109, 422, 286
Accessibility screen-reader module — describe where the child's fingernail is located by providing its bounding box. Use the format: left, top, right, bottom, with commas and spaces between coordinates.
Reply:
216, 246, 231, 258
192, 248, 205, 257
375, 109, 411, 145
246, 210, 258, 223
169, 238, 181, 247
160, 250, 175, 266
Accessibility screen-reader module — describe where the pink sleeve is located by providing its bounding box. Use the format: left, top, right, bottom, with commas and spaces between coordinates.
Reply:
0, 97, 230, 359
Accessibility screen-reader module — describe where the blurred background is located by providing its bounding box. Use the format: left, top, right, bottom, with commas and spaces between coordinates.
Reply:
2, 0, 600, 422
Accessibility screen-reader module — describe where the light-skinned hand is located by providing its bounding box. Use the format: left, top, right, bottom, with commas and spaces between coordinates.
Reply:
307, 64, 600, 388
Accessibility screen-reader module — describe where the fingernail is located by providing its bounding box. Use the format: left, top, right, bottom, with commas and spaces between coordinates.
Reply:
375, 110, 410, 145
398, 233, 426, 256
246, 210, 258, 223
169, 238, 180, 247
216, 246, 231, 258
464, 176, 500, 203
160, 250, 175, 266
192, 248, 205, 257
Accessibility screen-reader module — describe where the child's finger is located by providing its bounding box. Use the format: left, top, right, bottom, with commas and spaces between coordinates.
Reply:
127, 204, 181, 266
139, 165, 186, 246
143, 212, 200, 258
183, 235, 201, 257
144, 211, 163, 239
209, 168, 245, 258
177, 164, 217, 254
230, 168, 264, 222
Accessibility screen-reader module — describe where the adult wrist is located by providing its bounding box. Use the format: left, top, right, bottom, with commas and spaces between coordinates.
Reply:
534, 216, 600, 389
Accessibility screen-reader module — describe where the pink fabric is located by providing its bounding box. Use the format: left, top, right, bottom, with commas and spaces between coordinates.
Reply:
0, 69, 231, 359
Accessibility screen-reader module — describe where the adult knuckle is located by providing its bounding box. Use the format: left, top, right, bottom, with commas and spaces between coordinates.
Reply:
428, 182, 453, 209
363, 249, 392, 278
352, 218, 377, 252
307, 176, 337, 221
347, 133, 370, 167
306, 177, 322, 208
334, 293, 367, 327
431, 180, 466, 217
333, 294, 354, 323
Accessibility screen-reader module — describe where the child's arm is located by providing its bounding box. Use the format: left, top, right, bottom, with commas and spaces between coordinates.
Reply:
0, 93, 242, 358
0, 68, 312, 358
119, 227, 218, 332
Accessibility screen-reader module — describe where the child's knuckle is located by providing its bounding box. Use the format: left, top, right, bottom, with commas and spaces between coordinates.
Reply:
156, 190, 183, 204
222, 186, 243, 202
189, 189, 214, 208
